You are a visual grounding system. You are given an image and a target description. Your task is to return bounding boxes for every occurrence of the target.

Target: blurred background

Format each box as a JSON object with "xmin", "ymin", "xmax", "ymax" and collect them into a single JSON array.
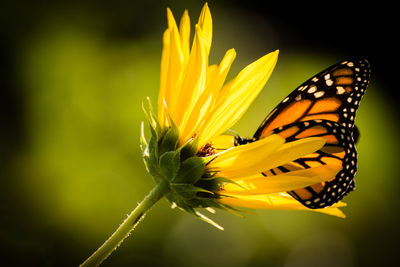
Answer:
[{"xmin": 1, "ymin": 0, "xmax": 398, "ymax": 266}]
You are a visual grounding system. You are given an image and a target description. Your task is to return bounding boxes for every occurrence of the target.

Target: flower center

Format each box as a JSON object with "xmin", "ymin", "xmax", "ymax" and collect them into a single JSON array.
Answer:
[{"xmin": 197, "ymin": 142, "xmax": 216, "ymax": 157}]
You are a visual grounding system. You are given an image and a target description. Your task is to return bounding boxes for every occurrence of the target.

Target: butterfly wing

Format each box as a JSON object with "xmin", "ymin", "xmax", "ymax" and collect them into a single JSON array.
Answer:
[
  {"xmin": 264, "ymin": 120, "xmax": 357, "ymax": 208},
  {"xmin": 251, "ymin": 59, "xmax": 370, "ymax": 208},
  {"xmin": 254, "ymin": 59, "xmax": 371, "ymax": 139}
]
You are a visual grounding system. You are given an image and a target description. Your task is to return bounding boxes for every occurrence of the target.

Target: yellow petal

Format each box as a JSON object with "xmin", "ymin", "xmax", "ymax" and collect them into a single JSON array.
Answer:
[
  {"xmin": 174, "ymin": 25, "xmax": 208, "ymax": 139},
  {"xmin": 221, "ymin": 165, "xmax": 342, "ymax": 194},
  {"xmin": 207, "ymin": 134, "xmax": 285, "ymax": 176},
  {"xmin": 197, "ymin": 3, "xmax": 212, "ymax": 55},
  {"xmin": 164, "ymin": 9, "xmax": 185, "ymax": 123},
  {"xmin": 210, "ymin": 134, "xmax": 236, "ymax": 150},
  {"xmin": 219, "ymin": 193, "xmax": 346, "ymax": 218},
  {"xmin": 179, "ymin": 10, "xmax": 191, "ymax": 61},
  {"xmin": 213, "ymin": 136, "xmax": 326, "ymax": 179},
  {"xmin": 158, "ymin": 29, "xmax": 170, "ymax": 127},
  {"xmin": 220, "ymin": 193, "xmax": 305, "ymax": 210},
  {"xmin": 256, "ymin": 137, "xmax": 327, "ymax": 174},
  {"xmin": 199, "ymin": 50, "xmax": 279, "ymax": 144},
  {"xmin": 316, "ymin": 206, "xmax": 346, "ymax": 218},
  {"xmin": 180, "ymin": 49, "xmax": 237, "ymax": 143},
  {"xmin": 205, "ymin": 64, "xmax": 218, "ymax": 87},
  {"xmin": 209, "ymin": 49, "xmax": 237, "ymax": 92}
]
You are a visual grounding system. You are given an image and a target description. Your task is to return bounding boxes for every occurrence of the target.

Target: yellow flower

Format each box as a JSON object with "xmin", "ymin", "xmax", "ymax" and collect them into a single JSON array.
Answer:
[
  {"xmin": 81, "ymin": 5, "xmax": 354, "ymax": 265},
  {"xmin": 147, "ymin": 3, "xmax": 346, "ymax": 219}
]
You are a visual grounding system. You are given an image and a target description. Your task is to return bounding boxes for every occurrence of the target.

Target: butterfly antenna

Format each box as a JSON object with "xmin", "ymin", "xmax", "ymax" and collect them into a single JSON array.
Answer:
[{"xmin": 226, "ymin": 129, "xmax": 240, "ymax": 136}]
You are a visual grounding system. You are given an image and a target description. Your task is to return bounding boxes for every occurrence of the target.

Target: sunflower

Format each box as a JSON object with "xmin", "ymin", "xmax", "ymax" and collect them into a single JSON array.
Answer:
[{"xmin": 142, "ymin": 3, "xmax": 346, "ymax": 220}]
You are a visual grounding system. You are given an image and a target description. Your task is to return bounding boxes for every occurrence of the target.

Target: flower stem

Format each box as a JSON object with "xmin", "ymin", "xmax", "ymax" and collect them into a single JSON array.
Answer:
[{"xmin": 80, "ymin": 181, "xmax": 170, "ymax": 267}]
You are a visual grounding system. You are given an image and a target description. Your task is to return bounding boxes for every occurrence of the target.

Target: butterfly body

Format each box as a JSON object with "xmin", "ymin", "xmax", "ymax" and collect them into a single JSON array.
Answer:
[{"xmin": 237, "ymin": 59, "xmax": 370, "ymax": 208}]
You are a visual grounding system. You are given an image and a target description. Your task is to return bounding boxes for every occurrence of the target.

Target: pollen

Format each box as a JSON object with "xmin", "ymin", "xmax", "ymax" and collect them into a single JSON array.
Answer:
[{"xmin": 197, "ymin": 142, "xmax": 217, "ymax": 157}]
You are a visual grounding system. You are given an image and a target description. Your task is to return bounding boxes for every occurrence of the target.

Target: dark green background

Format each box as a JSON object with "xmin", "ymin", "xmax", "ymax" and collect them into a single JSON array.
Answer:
[{"xmin": 1, "ymin": 1, "xmax": 398, "ymax": 266}]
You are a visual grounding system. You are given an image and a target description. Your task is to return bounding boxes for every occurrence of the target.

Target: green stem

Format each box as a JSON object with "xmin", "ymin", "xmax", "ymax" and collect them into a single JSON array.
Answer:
[{"xmin": 80, "ymin": 181, "xmax": 170, "ymax": 267}]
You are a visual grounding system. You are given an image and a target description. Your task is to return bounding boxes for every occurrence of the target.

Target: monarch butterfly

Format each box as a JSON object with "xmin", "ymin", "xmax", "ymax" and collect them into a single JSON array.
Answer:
[{"xmin": 235, "ymin": 59, "xmax": 371, "ymax": 208}]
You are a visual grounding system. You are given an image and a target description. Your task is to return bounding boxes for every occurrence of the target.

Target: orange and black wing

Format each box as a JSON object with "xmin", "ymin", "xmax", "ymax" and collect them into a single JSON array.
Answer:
[
  {"xmin": 253, "ymin": 59, "xmax": 370, "ymax": 140},
  {"xmin": 266, "ymin": 120, "xmax": 357, "ymax": 209}
]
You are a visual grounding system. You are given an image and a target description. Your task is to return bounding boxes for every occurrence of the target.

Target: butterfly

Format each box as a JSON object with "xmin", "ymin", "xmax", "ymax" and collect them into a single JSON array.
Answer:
[{"xmin": 234, "ymin": 59, "xmax": 371, "ymax": 209}]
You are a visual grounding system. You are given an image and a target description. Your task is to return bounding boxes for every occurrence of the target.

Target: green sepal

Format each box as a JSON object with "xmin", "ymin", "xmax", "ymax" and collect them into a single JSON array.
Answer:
[
  {"xmin": 208, "ymin": 200, "xmax": 244, "ymax": 217},
  {"xmin": 143, "ymin": 157, "xmax": 163, "ymax": 183},
  {"xmin": 165, "ymin": 193, "xmax": 195, "ymax": 213},
  {"xmin": 201, "ymin": 154, "xmax": 217, "ymax": 165},
  {"xmin": 140, "ymin": 121, "xmax": 148, "ymax": 155},
  {"xmin": 170, "ymin": 183, "xmax": 213, "ymax": 199},
  {"xmin": 159, "ymin": 150, "xmax": 181, "ymax": 181},
  {"xmin": 172, "ymin": 156, "xmax": 206, "ymax": 184},
  {"xmin": 195, "ymin": 176, "xmax": 239, "ymax": 192},
  {"xmin": 167, "ymin": 195, "xmax": 197, "ymax": 216},
  {"xmin": 185, "ymin": 197, "xmax": 219, "ymax": 208},
  {"xmin": 159, "ymin": 120, "xmax": 179, "ymax": 155},
  {"xmin": 142, "ymin": 123, "xmax": 164, "ymax": 182},
  {"xmin": 179, "ymin": 138, "xmax": 199, "ymax": 161},
  {"xmin": 148, "ymin": 122, "xmax": 158, "ymax": 158},
  {"xmin": 142, "ymin": 97, "xmax": 163, "ymax": 139}
]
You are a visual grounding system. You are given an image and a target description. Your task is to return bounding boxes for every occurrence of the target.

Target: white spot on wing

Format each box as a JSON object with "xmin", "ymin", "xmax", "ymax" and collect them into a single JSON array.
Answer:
[
  {"xmin": 326, "ymin": 79, "xmax": 334, "ymax": 86},
  {"xmin": 336, "ymin": 86, "xmax": 345, "ymax": 94},
  {"xmin": 308, "ymin": 86, "xmax": 317, "ymax": 93},
  {"xmin": 314, "ymin": 91, "xmax": 325, "ymax": 98}
]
